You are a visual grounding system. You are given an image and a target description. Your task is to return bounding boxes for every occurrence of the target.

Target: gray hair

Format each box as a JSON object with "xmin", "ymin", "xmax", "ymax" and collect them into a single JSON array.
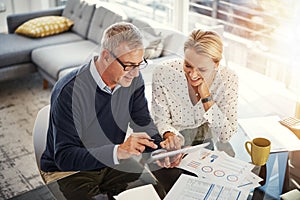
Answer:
[{"xmin": 101, "ymin": 22, "xmax": 143, "ymax": 54}]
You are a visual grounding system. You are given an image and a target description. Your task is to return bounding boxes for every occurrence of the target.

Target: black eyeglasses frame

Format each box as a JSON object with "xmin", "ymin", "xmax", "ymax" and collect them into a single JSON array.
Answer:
[{"xmin": 109, "ymin": 51, "xmax": 148, "ymax": 71}]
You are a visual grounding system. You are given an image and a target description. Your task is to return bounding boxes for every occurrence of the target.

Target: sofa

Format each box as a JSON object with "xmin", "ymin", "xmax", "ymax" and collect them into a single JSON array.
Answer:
[{"xmin": 0, "ymin": 0, "xmax": 187, "ymax": 87}]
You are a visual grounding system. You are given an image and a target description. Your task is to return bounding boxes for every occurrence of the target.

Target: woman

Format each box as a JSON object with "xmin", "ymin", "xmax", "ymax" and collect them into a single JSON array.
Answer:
[{"xmin": 151, "ymin": 29, "xmax": 238, "ymax": 149}]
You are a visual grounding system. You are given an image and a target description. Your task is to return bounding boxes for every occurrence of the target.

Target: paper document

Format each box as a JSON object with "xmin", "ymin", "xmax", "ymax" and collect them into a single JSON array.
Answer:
[
  {"xmin": 238, "ymin": 115, "xmax": 300, "ymax": 152},
  {"xmin": 178, "ymin": 149, "xmax": 261, "ymax": 190},
  {"xmin": 164, "ymin": 174, "xmax": 248, "ymax": 200},
  {"xmin": 113, "ymin": 184, "xmax": 160, "ymax": 200},
  {"xmin": 280, "ymin": 189, "xmax": 300, "ymax": 200}
]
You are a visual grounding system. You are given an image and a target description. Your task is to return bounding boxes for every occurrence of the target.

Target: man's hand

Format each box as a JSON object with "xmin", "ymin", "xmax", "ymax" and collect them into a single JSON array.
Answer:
[{"xmin": 117, "ymin": 132, "xmax": 158, "ymax": 160}]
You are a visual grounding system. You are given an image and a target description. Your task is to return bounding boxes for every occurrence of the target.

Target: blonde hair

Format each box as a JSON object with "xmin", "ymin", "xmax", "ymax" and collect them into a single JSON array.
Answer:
[
  {"xmin": 184, "ymin": 30, "xmax": 223, "ymax": 64},
  {"xmin": 101, "ymin": 22, "xmax": 143, "ymax": 54}
]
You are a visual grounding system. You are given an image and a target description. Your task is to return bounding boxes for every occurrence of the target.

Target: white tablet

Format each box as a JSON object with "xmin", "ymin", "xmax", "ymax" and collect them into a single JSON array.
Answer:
[{"xmin": 147, "ymin": 142, "xmax": 210, "ymax": 163}]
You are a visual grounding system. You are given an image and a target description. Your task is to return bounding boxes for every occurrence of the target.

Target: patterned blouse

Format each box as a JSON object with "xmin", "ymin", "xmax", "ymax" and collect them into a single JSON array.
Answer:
[{"xmin": 151, "ymin": 58, "xmax": 239, "ymax": 143}]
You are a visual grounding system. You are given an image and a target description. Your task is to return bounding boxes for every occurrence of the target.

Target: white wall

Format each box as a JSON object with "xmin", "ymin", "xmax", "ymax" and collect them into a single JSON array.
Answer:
[
  {"xmin": 0, "ymin": 0, "xmax": 54, "ymax": 33},
  {"xmin": 0, "ymin": 0, "xmax": 12, "ymax": 33},
  {"xmin": 30, "ymin": 0, "xmax": 50, "ymax": 11}
]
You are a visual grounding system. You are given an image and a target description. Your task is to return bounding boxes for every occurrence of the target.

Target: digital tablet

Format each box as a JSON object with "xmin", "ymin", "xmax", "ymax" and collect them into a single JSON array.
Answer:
[{"xmin": 147, "ymin": 142, "xmax": 210, "ymax": 163}]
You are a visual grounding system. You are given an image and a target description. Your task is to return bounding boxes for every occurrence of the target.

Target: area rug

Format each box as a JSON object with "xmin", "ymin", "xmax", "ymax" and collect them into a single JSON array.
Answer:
[{"xmin": 0, "ymin": 73, "xmax": 51, "ymax": 199}]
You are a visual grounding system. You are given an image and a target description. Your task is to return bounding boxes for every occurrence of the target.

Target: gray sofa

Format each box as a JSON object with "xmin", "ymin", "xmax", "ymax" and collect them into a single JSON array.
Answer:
[
  {"xmin": 0, "ymin": 6, "xmax": 81, "ymax": 82},
  {"xmin": 0, "ymin": 0, "xmax": 186, "ymax": 86}
]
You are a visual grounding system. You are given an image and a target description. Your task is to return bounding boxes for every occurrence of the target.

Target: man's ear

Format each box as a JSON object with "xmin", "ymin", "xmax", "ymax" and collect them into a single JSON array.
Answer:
[{"xmin": 102, "ymin": 50, "xmax": 110, "ymax": 64}]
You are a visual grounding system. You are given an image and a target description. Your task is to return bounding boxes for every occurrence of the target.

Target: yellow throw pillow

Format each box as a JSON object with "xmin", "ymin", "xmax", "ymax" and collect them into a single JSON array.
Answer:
[{"xmin": 15, "ymin": 16, "xmax": 74, "ymax": 38}]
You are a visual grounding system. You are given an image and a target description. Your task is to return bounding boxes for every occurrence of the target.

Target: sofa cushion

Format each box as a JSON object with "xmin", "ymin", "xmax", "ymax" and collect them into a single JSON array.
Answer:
[
  {"xmin": 32, "ymin": 40, "xmax": 98, "ymax": 80},
  {"xmin": 87, "ymin": 5, "xmax": 124, "ymax": 44},
  {"xmin": 0, "ymin": 32, "xmax": 83, "ymax": 68},
  {"xmin": 131, "ymin": 18, "xmax": 157, "ymax": 36},
  {"xmin": 143, "ymin": 31, "xmax": 163, "ymax": 59},
  {"xmin": 160, "ymin": 29, "xmax": 186, "ymax": 57},
  {"xmin": 129, "ymin": 17, "xmax": 186, "ymax": 58},
  {"xmin": 0, "ymin": 63, "xmax": 37, "ymax": 82},
  {"xmin": 62, "ymin": 0, "xmax": 95, "ymax": 38},
  {"xmin": 58, "ymin": 66, "xmax": 79, "ymax": 80},
  {"xmin": 15, "ymin": 16, "xmax": 74, "ymax": 38},
  {"xmin": 131, "ymin": 18, "xmax": 164, "ymax": 59},
  {"xmin": 7, "ymin": 6, "xmax": 64, "ymax": 33}
]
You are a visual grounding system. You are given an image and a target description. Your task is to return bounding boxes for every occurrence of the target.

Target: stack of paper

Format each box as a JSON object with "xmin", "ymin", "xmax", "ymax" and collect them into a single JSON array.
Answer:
[
  {"xmin": 164, "ymin": 174, "xmax": 249, "ymax": 200},
  {"xmin": 177, "ymin": 149, "xmax": 262, "ymax": 195},
  {"xmin": 113, "ymin": 184, "xmax": 160, "ymax": 200}
]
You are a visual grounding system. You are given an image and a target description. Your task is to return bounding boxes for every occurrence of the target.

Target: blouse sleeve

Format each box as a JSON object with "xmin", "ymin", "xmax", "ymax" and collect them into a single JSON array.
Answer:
[
  {"xmin": 151, "ymin": 66, "xmax": 183, "ymax": 140},
  {"xmin": 203, "ymin": 69, "xmax": 239, "ymax": 143}
]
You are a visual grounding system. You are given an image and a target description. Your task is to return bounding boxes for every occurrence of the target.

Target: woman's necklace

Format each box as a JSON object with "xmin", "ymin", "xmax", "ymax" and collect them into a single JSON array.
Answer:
[
  {"xmin": 192, "ymin": 85, "xmax": 200, "ymax": 99},
  {"xmin": 187, "ymin": 84, "xmax": 200, "ymax": 105}
]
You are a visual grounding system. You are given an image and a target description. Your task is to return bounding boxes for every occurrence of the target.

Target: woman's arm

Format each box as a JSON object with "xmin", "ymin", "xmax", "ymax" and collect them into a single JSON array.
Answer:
[
  {"xmin": 203, "ymin": 69, "xmax": 239, "ymax": 142},
  {"xmin": 152, "ymin": 73, "xmax": 181, "ymax": 137}
]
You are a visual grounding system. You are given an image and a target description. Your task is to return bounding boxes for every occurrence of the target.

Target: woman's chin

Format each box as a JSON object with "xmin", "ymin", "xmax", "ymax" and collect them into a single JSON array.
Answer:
[{"xmin": 189, "ymin": 80, "xmax": 201, "ymax": 87}]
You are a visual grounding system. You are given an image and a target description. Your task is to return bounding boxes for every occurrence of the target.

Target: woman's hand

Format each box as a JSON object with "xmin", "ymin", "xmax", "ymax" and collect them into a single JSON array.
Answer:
[
  {"xmin": 197, "ymin": 69, "xmax": 217, "ymax": 98},
  {"xmin": 154, "ymin": 132, "xmax": 183, "ymax": 168},
  {"xmin": 197, "ymin": 78, "xmax": 210, "ymax": 98},
  {"xmin": 155, "ymin": 153, "xmax": 183, "ymax": 168},
  {"xmin": 160, "ymin": 132, "xmax": 182, "ymax": 150},
  {"xmin": 197, "ymin": 77, "xmax": 214, "ymax": 111}
]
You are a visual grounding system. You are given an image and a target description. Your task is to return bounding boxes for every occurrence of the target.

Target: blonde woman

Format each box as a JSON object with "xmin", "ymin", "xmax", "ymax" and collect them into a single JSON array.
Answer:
[{"xmin": 152, "ymin": 29, "xmax": 239, "ymax": 149}]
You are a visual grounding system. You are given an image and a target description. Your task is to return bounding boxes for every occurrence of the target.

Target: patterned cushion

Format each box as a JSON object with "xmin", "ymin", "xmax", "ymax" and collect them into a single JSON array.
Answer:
[
  {"xmin": 15, "ymin": 16, "xmax": 74, "ymax": 38},
  {"xmin": 131, "ymin": 18, "xmax": 163, "ymax": 59},
  {"xmin": 143, "ymin": 32, "xmax": 163, "ymax": 59}
]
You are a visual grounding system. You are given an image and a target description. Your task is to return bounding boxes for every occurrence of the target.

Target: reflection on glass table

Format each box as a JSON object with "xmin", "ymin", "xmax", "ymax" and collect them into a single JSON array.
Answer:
[{"xmin": 11, "ymin": 125, "xmax": 294, "ymax": 200}]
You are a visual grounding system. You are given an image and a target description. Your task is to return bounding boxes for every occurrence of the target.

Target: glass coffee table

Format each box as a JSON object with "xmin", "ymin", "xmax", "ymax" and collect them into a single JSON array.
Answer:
[{"xmin": 11, "ymin": 126, "xmax": 295, "ymax": 200}]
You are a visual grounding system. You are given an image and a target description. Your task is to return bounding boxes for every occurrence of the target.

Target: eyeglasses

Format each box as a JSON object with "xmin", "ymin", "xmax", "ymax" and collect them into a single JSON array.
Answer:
[{"xmin": 109, "ymin": 51, "xmax": 148, "ymax": 71}]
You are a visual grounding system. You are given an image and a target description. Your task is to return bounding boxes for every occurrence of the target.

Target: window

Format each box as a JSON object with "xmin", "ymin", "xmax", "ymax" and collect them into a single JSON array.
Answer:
[
  {"xmin": 56, "ymin": 0, "xmax": 68, "ymax": 6},
  {"xmin": 110, "ymin": 0, "xmax": 174, "ymax": 26},
  {"xmin": 104, "ymin": 0, "xmax": 299, "ymax": 91},
  {"xmin": 188, "ymin": 0, "xmax": 300, "ymax": 92}
]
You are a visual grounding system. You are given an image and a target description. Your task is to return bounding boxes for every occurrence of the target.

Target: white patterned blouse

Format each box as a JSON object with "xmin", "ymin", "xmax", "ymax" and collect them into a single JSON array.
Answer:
[{"xmin": 151, "ymin": 58, "xmax": 239, "ymax": 143}]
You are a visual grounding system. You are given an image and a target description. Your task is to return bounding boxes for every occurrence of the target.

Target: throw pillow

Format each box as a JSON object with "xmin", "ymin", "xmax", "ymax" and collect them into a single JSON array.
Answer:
[
  {"xmin": 143, "ymin": 31, "xmax": 164, "ymax": 59},
  {"xmin": 15, "ymin": 16, "xmax": 74, "ymax": 38},
  {"xmin": 162, "ymin": 32, "xmax": 186, "ymax": 57},
  {"xmin": 144, "ymin": 38, "xmax": 164, "ymax": 59},
  {"xmin": 131, "ymin": 18, "xmax": 164, "ymax": 59}
]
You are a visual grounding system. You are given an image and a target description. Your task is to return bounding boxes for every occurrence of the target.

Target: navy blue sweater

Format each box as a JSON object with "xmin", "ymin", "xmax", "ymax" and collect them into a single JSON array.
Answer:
[{"xmin": 41, "ymin": 62, "xmax": 162, "ymax": 172}]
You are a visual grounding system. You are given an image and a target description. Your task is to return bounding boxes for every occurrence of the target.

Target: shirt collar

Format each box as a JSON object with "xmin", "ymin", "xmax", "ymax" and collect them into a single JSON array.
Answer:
[{"xmin": 90, "ymin": 57, "xmax": 121, "ymax": 94}]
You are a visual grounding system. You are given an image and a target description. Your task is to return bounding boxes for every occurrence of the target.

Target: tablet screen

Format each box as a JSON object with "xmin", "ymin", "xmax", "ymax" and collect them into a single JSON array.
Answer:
[{"xmin": 147, "ymin": 142, "xmax": 210, "ymax": 163}]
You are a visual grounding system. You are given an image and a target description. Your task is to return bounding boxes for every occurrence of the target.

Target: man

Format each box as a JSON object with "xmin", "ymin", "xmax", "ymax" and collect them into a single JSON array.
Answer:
[{"xmin": 40, "ymin": 22, "xmax": 181, "ymax": 199}]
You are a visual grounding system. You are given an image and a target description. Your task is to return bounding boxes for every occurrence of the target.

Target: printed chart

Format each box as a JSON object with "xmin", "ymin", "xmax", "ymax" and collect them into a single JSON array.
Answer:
[{"xmin": 178, "ymin": 149, "xmax": 262, "ymax": 191}]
